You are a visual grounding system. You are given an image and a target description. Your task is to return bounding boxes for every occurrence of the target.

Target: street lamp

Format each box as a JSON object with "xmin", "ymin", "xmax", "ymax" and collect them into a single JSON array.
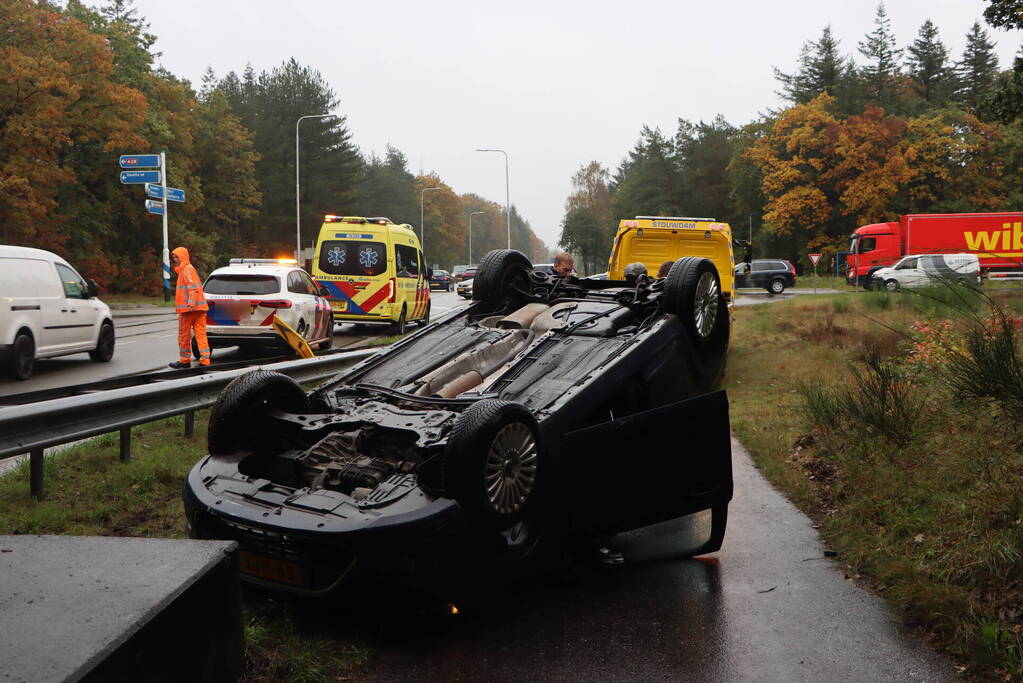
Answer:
[
  {"xmin": 295, "ymin": 113, "xmax": 338, "ymax": 261},
  {"xmin": 476, "ymin": 149, "xmax": 510, "ymax": 249},
  {"xmin": 420, "ymin": 186, "xmax": 442, "ymax": 249},
  {"xmin": 468, "ymin": 211, "xmax": 487, "ymax": 264}
]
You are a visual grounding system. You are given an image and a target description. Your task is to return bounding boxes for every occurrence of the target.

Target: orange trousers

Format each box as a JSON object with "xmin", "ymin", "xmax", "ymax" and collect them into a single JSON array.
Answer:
[{"xmin": 178, "ymin": 311, "xmax": 210, "ymax": 365}]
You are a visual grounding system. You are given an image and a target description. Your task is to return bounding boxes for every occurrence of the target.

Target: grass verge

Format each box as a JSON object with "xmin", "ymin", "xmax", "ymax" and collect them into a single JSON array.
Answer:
[
  {"xmin": 725, "ymin": 288, "xmax": 1023, "ymax": 679},
  {"xmin": 0, "ymin": 413, "xmax": 369, "ymax": 681}
]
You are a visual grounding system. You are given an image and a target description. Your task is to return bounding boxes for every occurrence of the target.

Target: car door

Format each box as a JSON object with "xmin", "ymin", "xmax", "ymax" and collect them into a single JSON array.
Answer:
[
  {"xmin": 51, "ymin": 263, "xmax": 97, "ymax": 352},
  {"xmin": 299, "ymin": 270, "xmax": 330, "ymax": 342},
  {"xmin": 563, "ymin": 390, "xmax": 732, "ymax": 539},
  {"xmin": 894, "ymin": 256, "xmax": 921, "ymax": 287},
  {"xmin": 733, "ymin": 263, "xmax": 750, "ymax": 288},
  {"xmin": 286, "ymin": 271, "xmax": 316, "ymax": 340}
]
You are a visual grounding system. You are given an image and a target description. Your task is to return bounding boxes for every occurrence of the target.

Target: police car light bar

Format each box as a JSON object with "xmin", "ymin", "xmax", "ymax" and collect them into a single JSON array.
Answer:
[{"xmin": 229, "ymin": 258, "xmax": 294, "ymax": 265}]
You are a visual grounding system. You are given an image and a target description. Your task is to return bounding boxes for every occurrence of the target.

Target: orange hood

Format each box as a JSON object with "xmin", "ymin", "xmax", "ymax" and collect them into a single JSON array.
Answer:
[{"xmin": 171, "ymin": 246, "xmax": 190, "ymax": 273}]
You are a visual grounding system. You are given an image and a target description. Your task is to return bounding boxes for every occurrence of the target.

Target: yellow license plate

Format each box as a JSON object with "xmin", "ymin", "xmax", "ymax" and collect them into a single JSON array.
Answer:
[
  {"xmin": 331, "ymin": 301, "xmax": 346, "ymax": 311},
  {"xmin": 238, "ymin": 552, "xmax": 304, "ymax": 586}
]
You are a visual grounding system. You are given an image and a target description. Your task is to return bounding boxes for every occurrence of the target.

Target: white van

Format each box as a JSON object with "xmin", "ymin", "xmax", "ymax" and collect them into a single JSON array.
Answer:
[
  {"xmin": 0, "ymin": 246, "xmax": 115, "ymax": 380},
  {"xmin": 871, "ymin": 253, "xmax": 981, "ymax": 291}
]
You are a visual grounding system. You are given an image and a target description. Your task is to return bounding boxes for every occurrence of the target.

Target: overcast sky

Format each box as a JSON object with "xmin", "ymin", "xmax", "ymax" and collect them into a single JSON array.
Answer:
[{"xmin": 132, "ymin": 0, "xmax": 1021, "ymax": 249}]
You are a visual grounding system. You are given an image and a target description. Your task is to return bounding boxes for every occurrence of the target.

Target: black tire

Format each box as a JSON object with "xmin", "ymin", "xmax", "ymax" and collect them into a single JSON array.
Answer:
[
  {"xmin": 444, "ymin": 400, "xmax": 544, "ymax": 531},
  {"xmin": 89, "ymin": 322, "xmax": 115, "ymax": 362},
  {"xmin": 9, "ymin": 332, "xmax": 34, "ymax": 381},
  {"xmin": 663, "ymin": 257, "xmax": 726, "ymax": 348},
  {"xmin": 768, "ymin": 278, "xmax": 786, "ymax": 294},
  {"xmin": 884, "ymin": 279, "xmax": 900, "ymax": 292},
  {"xmin": 207, "ymin": 370, "xmax": 309, "ymax": 456},
  {"xmin": 473, "ymin": 249, "xmax": 532, "ymax": 308},
  {"xmin": 420, "ymin": 302, "xmax": 431, "ymax": 327},
  {"xmin": 391, "ymin": 307, "xmax": 407, "ymax": 335},
  {"xmin": 318, "ymin": 326, "xmax": 334, "ymax": 351}
]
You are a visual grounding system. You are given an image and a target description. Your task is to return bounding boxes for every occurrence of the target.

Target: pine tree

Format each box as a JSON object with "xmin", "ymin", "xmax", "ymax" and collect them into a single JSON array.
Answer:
[
  {"xmin": 906, "ymin": 19, "xmax": 954, "ymax": 104},
  {"xmin": 956, "ymin": 21, "xmax": 1000, "ymax": 110},
  {"xmin": 858, "ymin": 3, "xmax": 903, "ymax": 107},
  {"xmin": 774, "ymin": 26, "xmax": 846, "ymax": 104}
]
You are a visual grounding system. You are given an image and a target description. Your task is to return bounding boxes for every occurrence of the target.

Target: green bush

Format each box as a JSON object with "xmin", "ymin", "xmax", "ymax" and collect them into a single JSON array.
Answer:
[{"xmin": 861, "ymin": 289, "xmax": 894, "ymax": 311}]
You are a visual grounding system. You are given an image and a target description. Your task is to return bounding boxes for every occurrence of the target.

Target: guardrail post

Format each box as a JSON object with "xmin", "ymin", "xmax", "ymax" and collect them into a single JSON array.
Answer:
[
  {"xmin": 119, "ymin": 426, "xmax": 131, "ymax": 462},
  {"xmin": 184, "ymin": 411, "xmax": 195, "ymax": 438},
  {"xmin": 30, "ymin": 449, "xmax": 44, "ymax": 498}
]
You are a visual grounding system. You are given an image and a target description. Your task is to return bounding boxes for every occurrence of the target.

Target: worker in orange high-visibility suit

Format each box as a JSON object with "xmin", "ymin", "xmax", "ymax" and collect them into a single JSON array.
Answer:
[{"xmin": 169, "ymin": 247, "xmax": 210, "ymax": 369}]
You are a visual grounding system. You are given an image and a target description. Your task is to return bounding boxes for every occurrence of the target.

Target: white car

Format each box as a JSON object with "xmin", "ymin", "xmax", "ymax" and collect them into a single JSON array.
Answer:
[
  {"xmin": 871, "ymin": 253, "xmax": 981, "ymax": 291},
  {"xmin": 456, "ymin": 278, "xmax": 474, "ymax": 299},
  {"xmin": 0, "ymin": 245, "xmax": 115, "ymax": 380},
  {"xmin": 203, "ymin": 259, "xmax": 334, "ymax": 354}
]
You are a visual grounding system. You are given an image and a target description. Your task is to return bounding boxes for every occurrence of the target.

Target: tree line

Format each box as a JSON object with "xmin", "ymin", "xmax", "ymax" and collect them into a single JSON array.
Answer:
[
  {"xmin": 0, "ymin": 0, "xmax": 546, "ymax": 294},
  {"xmin": 561, "ymin": 2, "xmax": 1023, "ymax": 273}
]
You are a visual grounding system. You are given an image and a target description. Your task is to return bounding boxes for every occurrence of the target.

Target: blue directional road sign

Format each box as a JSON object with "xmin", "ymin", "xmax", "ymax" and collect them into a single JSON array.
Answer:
[
  {"xmin": 119, "ymin": 154, "xmax": 161, "ymax": 169},
  {"xmin": 120, "ymin": 170, "xmax": 161, "ymax": 184},
  {"xmin": 145, "ymin": 199, "xmax": 165, "ymax": 215},
  {"xmin": 144, "ymin": 183, "xmax": 186, "ymax": 203}
]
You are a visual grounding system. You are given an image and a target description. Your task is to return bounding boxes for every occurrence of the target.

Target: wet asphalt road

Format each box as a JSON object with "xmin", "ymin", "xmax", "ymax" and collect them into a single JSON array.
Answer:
[
  {"xmin": 0, "ymin": 292, "xmax": 471, "ymax": 396},
  {"xmin": 363, "ymin": 436, "xmax": 955, "ymax": 682}
]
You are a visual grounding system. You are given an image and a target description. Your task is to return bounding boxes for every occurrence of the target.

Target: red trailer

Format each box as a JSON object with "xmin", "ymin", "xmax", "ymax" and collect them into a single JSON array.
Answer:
[{"xmin": 847, "ymin": 212, "xmax": 1023, "ymax": 287}]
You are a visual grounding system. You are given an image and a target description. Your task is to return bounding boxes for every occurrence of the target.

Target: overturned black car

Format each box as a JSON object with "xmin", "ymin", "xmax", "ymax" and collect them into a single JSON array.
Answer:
[{"xmin": 184, "ymin": 250, "xmax": 733, "ymax": 594}]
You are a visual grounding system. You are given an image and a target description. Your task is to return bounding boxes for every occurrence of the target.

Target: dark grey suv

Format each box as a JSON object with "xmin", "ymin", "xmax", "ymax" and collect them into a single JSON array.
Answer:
[{"xmin": 734, "ymin": 259, "xmax": 797, "ymax": 294}]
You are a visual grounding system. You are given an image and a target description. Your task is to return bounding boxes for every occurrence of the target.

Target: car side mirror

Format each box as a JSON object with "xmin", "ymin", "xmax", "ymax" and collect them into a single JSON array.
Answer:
[
  {"xmin": 86, "ymin": 279, "xmax": 99, "ymax": 298},
  {"xmin": 319, "ymin": 285, "xmax": 331, "ymax": 297}
]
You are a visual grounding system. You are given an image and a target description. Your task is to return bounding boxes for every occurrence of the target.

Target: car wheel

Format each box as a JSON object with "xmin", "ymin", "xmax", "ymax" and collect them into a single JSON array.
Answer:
[
  {"xmin": 391, "ymin": 307, "xmax": 407, "ymax": 335},
  {"xmin": 318, "ymin": 328, "xmax": 334, "ymax": 351},
  {"xmin": 884, "ymin": 279, "xmax": 900, "ymax": 292},
  {"xmin": 768, "ymin": 278, "xmax": 786, "ymax": 294},
  {"xmin": 473, "ymin": 249, "xmax": 532, "ymax": 309},
  {"xmin": 444, "ymin": 399, "xmax": 544, "ymax": 531},
  {"xmin": 9, "ymin": 332, "xmax": 35, "ymax": 381},
  {"xmin": 208, "ymin": 370, "xmax": 310, "ymax": 456},
  {"xmin": 89, "ymin": 322, "xmax": 115, "ymax": 362},
  {"xmin": 663, "ymin": 257, "xmax": 726, "ymax": 347},
  {"xmin": 420, "ymin": 302, "xmax": 431, "ymax": 327}
]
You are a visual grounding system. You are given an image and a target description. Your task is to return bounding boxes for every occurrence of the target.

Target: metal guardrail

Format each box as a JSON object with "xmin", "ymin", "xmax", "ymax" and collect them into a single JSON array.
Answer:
[{"xmin": 0, "ymin": 348, "xmax": 378, "ymax": 497}]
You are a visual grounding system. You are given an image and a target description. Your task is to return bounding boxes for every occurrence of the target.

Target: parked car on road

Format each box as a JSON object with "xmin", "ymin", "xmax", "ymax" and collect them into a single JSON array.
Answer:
[
  {"xmin": 456, "ymin": 278, "xmax": 474, "ymax": 299},
  {"xmin": 203, "ymin": 259, "xmax": 334, "ymax": 355},
  {"xmin": 734, "ymin": 259, "xmax": 797, "ymax": 294},
  {"xmin": 312, "ymin": 216, "xmax": 431, "ymax": 334},
  {"xmin": 429, "ymin": 269, "xmax": 454, "ymax": 291},
  {"xmin": 0, "ymin": 245, "xmax": 114, "ymax": 380},
  {"xmin": 870, "ymin": 253, "xmax": 981, "ymax": 292},
  {"xmin": 453, "ymin": 265, "xmax": 477, "ymax": 283},
  {"xmin": 184, "ymin": 249, "xmax": 733, "ymax": 595}
]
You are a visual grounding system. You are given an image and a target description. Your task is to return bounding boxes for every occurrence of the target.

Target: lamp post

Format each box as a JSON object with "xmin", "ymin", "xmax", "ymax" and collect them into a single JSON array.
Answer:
[
  {"xmin": 295, "ymin": 113, "xmax": 337, "ymax": 261},
  {"xmin": 468, "ymin": 211, "xmax": 487, "ymax": 264},
  {"xmin": 420, "ymin": 186, "xmax": 442, "ymax": 249},
  {"xmin": 476, "ymin": 149, "xmax": 510, "ymax": 249}
]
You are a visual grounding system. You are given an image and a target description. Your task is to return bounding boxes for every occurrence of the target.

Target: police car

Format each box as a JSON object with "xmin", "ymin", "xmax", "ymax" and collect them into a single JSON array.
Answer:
[{"xmin": 202, "ymin": 259, "xmax": 334, "ymax": 354}]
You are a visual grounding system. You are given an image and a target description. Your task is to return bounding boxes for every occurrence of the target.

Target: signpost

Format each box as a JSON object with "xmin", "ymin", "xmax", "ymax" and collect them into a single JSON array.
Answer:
[
  {"xmin": 119, "ymin": 170, "xmax": 161, "ymax": 184},
  {"xmin": 117, "ymin": 151, "xmax": 184, "ymax": 301},
  {"xmin": 120, "ymin": 154, "xmax": 161, "ymax": 168},
  {"xmin": 809, "ymin": 253, "xmax": 822, "ymax": 294},
  {"xmin": 145, "ymin": 183, "xmax": 185, "ymax": 203}
]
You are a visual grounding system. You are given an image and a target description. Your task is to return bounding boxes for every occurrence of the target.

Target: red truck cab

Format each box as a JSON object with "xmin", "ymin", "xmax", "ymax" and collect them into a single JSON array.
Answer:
[{"xmin": 848, "ymin": 213, "xmax": 1023, "ymax": 287}]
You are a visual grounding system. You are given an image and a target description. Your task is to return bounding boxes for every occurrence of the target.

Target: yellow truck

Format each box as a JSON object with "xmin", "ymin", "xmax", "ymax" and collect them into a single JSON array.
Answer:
[{"xmin": 607, "ymin": 216, "xmax": 736, "ymax": 301}]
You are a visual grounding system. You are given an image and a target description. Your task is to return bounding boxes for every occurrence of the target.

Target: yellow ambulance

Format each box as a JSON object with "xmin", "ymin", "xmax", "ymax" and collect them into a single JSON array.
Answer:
[
  {"xmin": 607, "ymin": 216, "xmax": 736, "ymax": 301},
  {"xmin": 312, "ymin": 216, "xmax": 430, "ymax": 333}
]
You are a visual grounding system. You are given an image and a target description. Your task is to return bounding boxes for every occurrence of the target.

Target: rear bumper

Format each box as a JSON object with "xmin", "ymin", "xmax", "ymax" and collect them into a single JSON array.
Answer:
[{"xmin": 207, "ymin": 331, "xmax": 286, "ymax": 349}]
